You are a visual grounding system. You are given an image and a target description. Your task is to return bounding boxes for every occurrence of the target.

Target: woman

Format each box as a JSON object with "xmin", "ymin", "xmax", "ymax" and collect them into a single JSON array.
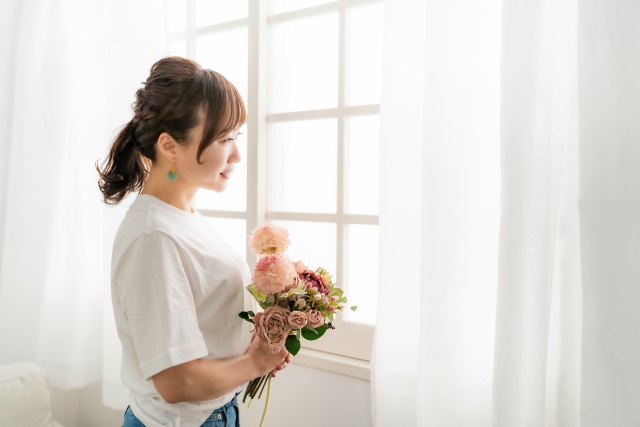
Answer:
[{"xmin": 96, "ymin": 56, "xmax": 290, "ymax": 427}]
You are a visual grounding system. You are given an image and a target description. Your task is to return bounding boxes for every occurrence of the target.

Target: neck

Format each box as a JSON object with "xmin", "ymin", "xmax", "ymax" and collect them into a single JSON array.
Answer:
[{"xmin": 140, "ymin": 167, "xmax": 197, "ymax": 214}]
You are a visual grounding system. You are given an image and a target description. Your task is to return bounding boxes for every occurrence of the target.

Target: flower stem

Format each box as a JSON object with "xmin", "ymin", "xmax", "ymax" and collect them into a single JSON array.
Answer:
[{"xmin": 259, "ymin": 376, "xmax": 272, "ymax": 427}]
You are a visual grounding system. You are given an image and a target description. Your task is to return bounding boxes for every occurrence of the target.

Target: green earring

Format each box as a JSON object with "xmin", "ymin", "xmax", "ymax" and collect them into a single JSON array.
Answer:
[{"xmin": 168, "ymin": 162, "xmax": 177, "ymax": 181}]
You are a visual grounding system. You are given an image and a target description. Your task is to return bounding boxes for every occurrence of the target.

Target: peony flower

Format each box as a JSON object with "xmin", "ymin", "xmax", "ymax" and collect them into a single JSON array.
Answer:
[
  {"xmin": 287, "ymin": 311, "xmax": 308, "ymax": 330},
  {"xmin": 249, "ymin": 224, "xmax": 291, "ymax": 256},
  {"xmin": 293, "ymin": 260, "xmax": 309, "ymax": 275},
  {"xmin": 300, "ymin": 270, "xmax": 329, "ymax": 294},
  {"xmin": 254, "ymin": 306, "xmax": 291, "ymax": 353},
  {"xmin": 252, "ymin": 254, "xmax": 297, "ymax": 294},
  {"xmin": 306, "ymin": 309, "xmax": 324, "ymax": 329}
]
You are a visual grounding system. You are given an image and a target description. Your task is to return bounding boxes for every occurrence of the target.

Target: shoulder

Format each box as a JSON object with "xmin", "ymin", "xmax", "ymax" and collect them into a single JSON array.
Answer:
[{"xmin": 111, "ymin": 201, "xmax": 188, "ymax": 274}]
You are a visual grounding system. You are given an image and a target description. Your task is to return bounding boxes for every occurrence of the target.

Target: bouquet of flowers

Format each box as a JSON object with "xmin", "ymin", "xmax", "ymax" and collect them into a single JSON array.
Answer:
[{"xmin": 238, "ymin": 224, "xmax": 356, "ymax": 423}]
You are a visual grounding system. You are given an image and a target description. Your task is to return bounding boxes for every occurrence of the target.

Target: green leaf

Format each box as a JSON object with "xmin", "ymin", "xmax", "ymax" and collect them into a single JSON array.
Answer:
[
  {"xmin": 350, "ymin": 305, "xmax": 358, "ymax": 311},
  {"xmin": 238, "ymin": 312, "xmax": 254, "ymax": 324},
  {"xmin": 301, "ymin": 325, "xmax": 327, "ymax": 341},
  {"xmin": 247, "ymin": 311, "xmax": 255, "ymax": 317},
  {"xmin": 285, "ymin": 335, "xmax": 301, "ymax": 356}
]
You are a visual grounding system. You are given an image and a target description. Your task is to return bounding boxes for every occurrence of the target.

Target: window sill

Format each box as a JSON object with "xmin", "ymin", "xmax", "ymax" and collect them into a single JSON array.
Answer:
[{"xmin": 290, "ymin": 347, "xmax": 371, "ymax": 381}]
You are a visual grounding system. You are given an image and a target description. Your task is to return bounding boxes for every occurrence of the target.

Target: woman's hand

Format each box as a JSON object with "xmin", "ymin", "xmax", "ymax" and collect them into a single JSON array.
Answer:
[
  {"xmin": 268, "ymin": 350, "xmax": 291, "ymax": 378},
  {"xmin": 245, "ymin": 331, "xmax": 290, "ymax": 378}
]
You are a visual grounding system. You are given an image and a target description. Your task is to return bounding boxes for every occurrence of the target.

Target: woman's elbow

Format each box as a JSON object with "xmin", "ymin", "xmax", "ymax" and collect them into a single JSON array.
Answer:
[{"xmin": 152, "ymin": 365, "xmax": 189, "ymax": 404}]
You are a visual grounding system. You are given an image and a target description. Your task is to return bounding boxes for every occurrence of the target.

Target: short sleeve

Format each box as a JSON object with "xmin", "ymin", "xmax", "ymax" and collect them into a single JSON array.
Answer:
[{"xmin": 115, "ymin": 230, "xmax": 208, "ymax": 381}]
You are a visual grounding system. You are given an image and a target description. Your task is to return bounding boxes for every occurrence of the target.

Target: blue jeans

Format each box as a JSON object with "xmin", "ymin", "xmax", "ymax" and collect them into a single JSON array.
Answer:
[{"xmin": 122, "ymin": 392, "xmax": 240, "ymax": 427}]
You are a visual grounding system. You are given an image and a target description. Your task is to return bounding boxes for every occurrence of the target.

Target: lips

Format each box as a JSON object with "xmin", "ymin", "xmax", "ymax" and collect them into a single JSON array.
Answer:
[{"xmin": 220, "ymin": 172, "xmax": 231, "ymax": 178}]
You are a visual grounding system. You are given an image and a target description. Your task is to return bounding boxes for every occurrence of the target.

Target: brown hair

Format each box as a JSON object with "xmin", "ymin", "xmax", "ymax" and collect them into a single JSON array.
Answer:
[{"xmin": 95, "ymin": 56, "xmax": 246, "ymax": 205}]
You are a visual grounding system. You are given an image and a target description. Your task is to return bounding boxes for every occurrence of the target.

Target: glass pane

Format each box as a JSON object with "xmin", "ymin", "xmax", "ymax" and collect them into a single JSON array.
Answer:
[
  {"xmin": 345, "ymin": 115, "xmax": 380, "ymax": 215},
  {"xmin": 195, "ymin": 27, "xmax": 248, "ymax": 110},
  {"xmin": 196, "ymin": 0, "xmax": 248, "ymax": 27},
  {"xmin": 170, "ymin": 39, "xmax": 187, "ymax": 57},
  {"xmin": 204, "ymin": 217, "xmax": 247, "ymax": 259},
  {"xmin": 167, "ymin": 0, "xmax": 186, "ymax": 33},
  {"xmin": 346, "ymin": 3, "xmax": 384, "ymax": 106},
  {"xmin": 271, "ymin": 220, "xmax": 336, "ymax": 278},
  {"xmin": 343, "ymin": 224, "xmax": 378, "ymax": 325},
  {"xmin": 194, "ymin": 124, "xmax": 247, "ymax": 211},
  {"xmin": 269, "ymin": 13, "xmax": 338, "ymax": 113},
  {"xmin": 269, "ymin": 119, "xmax": 337, "ymax": 213},
  {"xmin": 269, "ymin": 0, "xmax": 335, "ymax": 15}
]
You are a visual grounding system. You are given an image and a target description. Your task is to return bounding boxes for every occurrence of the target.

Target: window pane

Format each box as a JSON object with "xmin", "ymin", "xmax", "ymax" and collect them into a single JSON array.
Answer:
[
  {"xmin": 346, "ymin": 3, "xmax": 384, "ymax": 106},
  {"xmin": 343, "ymin": 224, "xmax": 378, "ymax": 325},
  {"xmin": 271, "ymin": 220, "xmax": 336, "ymax": 279},
  {"xmin": 345, "ymin": 115, "xmax": 379, "ymax": 215},
  {"xmin": 269, "ymin": 0, "xmax": 335, "ymax": 15},
  {"xmin": 204, "ymin": 217, "xmax": 247, "ymax": 259},
  {"xmin": 269, "ymin": 13, "xmax": 338, "ymax": 113},
  {"xmin": 195, "ymin": 27, "xmax": 248, "ymax": 109},
  {"xmin": 269, "ymin": 119, "xmax": 337, "ymax": 213},
  {"xmin": 167, "ymin": 0, "xmax": 186, "ymax": 33},
  {"xmin": 170, "ymin": 39, "xmax": 187, "ymax": 57},
  {"xmin": 195, "ymin": 0, "xmax": 248, "ymax": 27},
  {"xmin": 193, "ymin": 124, "xmax": 247, "ymax": 211}
]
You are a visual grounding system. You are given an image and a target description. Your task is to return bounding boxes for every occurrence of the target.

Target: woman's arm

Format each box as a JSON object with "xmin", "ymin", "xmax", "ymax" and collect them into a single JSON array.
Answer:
[
  {"xmin": 152, "ymin": 354, "xmax": 258, "ymax": 404},
  {"xmin": 152, "ymin": 336, "xmax": 289, "ymax": 404}
]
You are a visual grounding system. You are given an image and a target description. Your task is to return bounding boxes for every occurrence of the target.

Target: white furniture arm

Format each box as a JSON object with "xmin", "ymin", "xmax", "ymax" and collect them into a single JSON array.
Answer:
[{"xmin": 0, "ymin": 361, "xmax": 67, "ymax": 427}]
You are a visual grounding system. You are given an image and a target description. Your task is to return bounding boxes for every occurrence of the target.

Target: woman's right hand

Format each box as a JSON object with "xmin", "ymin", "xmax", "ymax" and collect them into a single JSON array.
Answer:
[{"xmin": 244, "ymin": 332, "xmax": 289, "ymax": 378}]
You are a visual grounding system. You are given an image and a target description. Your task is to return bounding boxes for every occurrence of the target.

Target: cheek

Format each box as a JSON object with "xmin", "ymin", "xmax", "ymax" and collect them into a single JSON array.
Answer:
[{"xmin": 202, "ymin": 146, "xmax": 229, "ymax": 170}]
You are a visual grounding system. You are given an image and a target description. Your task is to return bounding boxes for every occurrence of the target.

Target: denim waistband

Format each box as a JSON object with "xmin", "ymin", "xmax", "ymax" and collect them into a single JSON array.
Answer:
[{"xmin": 210, "ymin": 391, "xmax": 240, "ymax": 413}]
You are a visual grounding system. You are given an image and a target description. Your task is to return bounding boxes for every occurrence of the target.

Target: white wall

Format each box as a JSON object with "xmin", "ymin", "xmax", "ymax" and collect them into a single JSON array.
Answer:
[{"xmin": 50, "ymin": 364, "xmax": 372, "ymax": 427}]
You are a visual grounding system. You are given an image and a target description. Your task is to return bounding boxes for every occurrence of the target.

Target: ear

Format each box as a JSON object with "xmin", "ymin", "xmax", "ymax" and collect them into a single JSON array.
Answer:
[{"xmin": 156, "ymin": 132, "xmax": 177, "ymax": 162}]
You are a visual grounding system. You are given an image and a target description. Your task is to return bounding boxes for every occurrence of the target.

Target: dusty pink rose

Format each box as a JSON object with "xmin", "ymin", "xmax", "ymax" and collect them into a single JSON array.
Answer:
[
  {"xmin": 287, "ymin": 311, "xmax": 308, "ymax": 330},
  {"xmin": 249, "ymin": 224, "xmax": 291, "ymax": 256},
  {"xmin": 252, "ymin": 254, "xmax": 297, "ymax": 294},
  {"xmin": 306, "ymin": 309, "xmax": 324, "ymax": 329},
  {"xmin": 293, "ymin": 260, "xmax": 309, "ymax": 275},
  {"xmin": 254, "ymin": 306, "xmax": 291, "ymax": 353}
]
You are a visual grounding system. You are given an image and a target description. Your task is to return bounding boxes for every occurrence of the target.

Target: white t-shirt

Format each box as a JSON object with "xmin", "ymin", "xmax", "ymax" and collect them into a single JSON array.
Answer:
[{"xmin": 111, "ymin": 193, "xmax": 254, "ymax": 427}]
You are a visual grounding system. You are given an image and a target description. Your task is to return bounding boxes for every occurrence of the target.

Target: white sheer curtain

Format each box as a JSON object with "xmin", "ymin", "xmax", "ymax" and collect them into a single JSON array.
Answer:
[
  {"xmin": 372, "ymin": 0, "xmax": 640, "ymax": 426},
  {"xmin": 0, "ymin": 0, "xmax": 168, "ymax": 409}
]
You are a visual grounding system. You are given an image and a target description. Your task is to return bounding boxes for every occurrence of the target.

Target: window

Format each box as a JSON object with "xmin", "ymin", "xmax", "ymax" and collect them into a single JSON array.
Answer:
[{"xmin": 169, "ymin": 0, "xmax": 383, "ymax": 378}]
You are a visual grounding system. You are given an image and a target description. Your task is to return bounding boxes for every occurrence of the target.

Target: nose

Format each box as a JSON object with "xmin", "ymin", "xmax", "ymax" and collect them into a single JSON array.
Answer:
[{"xmin": 230, "ymin": 139, "xmax": 241, "ymax": 164}]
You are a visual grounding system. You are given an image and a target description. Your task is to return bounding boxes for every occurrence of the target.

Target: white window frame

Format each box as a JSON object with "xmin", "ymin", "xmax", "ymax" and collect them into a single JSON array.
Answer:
[{"xmin": 171, "ymin": 0, "xmax": 382, "ymax": 381}]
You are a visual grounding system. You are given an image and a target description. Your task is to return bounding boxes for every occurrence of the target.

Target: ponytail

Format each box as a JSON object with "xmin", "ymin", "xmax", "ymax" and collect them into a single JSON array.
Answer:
[{"xmin": 95, "ymin": 119, "xmax": 149, "ymax": 205}]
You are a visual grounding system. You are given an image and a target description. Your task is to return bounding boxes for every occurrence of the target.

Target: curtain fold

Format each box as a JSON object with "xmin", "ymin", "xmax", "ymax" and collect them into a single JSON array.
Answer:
[
  {"xmin": 373, "ymin": 0, "xmax": 640, "ymax": 426},
  {"xmin": 0, "ymin": 0, "xmax": 169, "ymax": 409}
]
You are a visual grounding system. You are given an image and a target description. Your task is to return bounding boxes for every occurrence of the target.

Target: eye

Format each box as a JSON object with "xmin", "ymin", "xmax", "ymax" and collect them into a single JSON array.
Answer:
[{"xmin": 222, "ymin": 132, "xmax": 242, "ymax": 143}]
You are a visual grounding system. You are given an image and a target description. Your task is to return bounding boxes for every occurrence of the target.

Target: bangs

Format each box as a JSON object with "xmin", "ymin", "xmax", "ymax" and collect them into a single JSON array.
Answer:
[{"xmin": 196, "ymin": 69, "xmax": 246, "ymax": 160}]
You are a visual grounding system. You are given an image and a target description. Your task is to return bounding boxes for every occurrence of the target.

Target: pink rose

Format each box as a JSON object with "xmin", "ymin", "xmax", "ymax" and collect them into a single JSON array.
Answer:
[
  {"xmin": 306, "ymin": 309, "xmax": 324, "ymax": 329},
  {"xmin": 288, "ymin": 311, "xmax": 308, "ymax": 330},
  {"xmin": 254, "ymin": 306, "xmax": 291, "ymax": 353}
]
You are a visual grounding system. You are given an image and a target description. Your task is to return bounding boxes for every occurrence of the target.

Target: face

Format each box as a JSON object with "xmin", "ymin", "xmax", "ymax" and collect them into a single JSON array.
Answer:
[{"xmin": 176, "ymin": 111, "xmax": 243, "ymax": 193}]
